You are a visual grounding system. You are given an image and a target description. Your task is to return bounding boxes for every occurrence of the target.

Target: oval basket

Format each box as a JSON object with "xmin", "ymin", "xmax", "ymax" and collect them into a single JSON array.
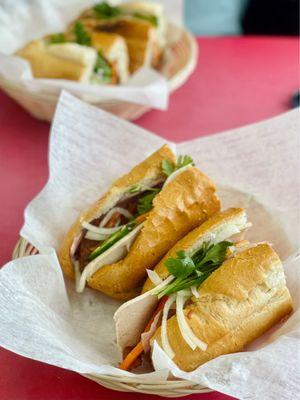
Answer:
[
  {"xmin": 13, "ymin": 237, "xmax": 212, "ymax": 397},
  {"xmin": 1, "ymin": 24, "xmax": 198, "ymax": 122}
]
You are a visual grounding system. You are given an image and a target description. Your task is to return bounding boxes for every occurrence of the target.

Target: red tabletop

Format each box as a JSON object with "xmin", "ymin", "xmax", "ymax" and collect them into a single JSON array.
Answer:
[{"xmin": 0, "ymin": 36, "xmax": 298, "ymax": 400}]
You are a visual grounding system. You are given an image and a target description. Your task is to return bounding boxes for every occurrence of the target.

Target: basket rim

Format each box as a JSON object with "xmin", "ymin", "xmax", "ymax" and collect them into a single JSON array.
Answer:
[
  {"xmin": 0, "ymin": 23, "xmax": 197, "ymax": 106},
  {"xmin": 12, "ymin": 237, "xmax": 213, "ymax": 396}
]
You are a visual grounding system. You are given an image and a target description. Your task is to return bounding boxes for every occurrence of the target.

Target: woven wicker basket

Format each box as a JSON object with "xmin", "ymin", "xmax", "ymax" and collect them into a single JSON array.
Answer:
[
  {"xmin": 1, "ymin": 24, "xmax": 197, "ymax": 122},
  {"xmin": 13, "ymin": 237, "xmax": 213, "ymax": 396}
]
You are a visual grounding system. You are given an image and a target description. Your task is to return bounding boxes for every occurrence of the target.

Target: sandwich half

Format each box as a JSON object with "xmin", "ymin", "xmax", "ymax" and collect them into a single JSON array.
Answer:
[
  {"xmin": 16, "ymin": 22, "xmax": 129, "ymax": 84},
  {"xmin": 16, "ymin": 40, "xmax": 98, "ymax": 83},
  {"xmin": 73, "ymin": 1, "xmax": 165, "ymax": 72},
  {"xmin": 115, "ymin": 208, "xmax": 293, "ymax": 371},
  {"xmin": 58, "ymin": 145, "xmax": 220, "ymax": 300}
]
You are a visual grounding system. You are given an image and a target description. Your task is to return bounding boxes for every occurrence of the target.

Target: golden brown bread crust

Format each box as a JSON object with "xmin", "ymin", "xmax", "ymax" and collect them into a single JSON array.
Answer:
[
  {"xmin": 16, "ymin": 40, "xmax": 93, "ymax": 81},
  {"xmin": 58, "ymin": 144, "xmax": 175, "ymax": 281},
  {"xmin": 152, "ymin": 243, "xmax": 293, "ymax": 371},
  {"xmin": 87, "ymin": 166, "xmax": 220, "ymax": 299},
  {"xmin": 17, "ymin": 32, "xmax": 125, "ymax": 83},
  {"xmin": 142, "ymin": 207, "xmax": 245, "ymax": 293},
  {"xmin": 90, "ymin": 31, "xmax": 125, "ymax": 53}
]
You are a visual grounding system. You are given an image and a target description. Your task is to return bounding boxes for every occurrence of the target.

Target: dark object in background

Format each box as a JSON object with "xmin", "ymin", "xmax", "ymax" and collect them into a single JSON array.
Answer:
[
  {"xmin": 242, "ymin": 0, "xmax": 299, "ymax": 35},
  {"xmin": 291, "ymin": 91, "xmax": 300, "ymax": 108}
]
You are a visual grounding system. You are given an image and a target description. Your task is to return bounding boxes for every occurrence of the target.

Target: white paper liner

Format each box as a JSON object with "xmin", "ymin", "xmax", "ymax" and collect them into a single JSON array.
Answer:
[
  {"xmin": 0, "ymin": 91, "xmax": 299, "ymax": 399},
  {"xmin": 0, "ymin": 0, "xmax": 183, "ymax": 110}
]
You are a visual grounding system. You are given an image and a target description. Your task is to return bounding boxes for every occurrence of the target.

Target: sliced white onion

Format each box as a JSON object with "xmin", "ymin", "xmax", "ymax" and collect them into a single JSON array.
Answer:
[
  {"xmin": 161, "ymin": 294, "xmax": 176, "ymax": 359},
  {"xmin": 73, "ymin": 260, "xmax": 81, "ymax": 288},
  {"xmin": 178, "ymin": 289, "xmax": 192, "ymax": 297},
  {"xmin": 76, "ymin": 223, "xmax": 144, "ymax": 293},
  {"xmin": 82, "ymin": 221, "xmax": 123, "ymax": 235},
  {"xmin": 146, "ymin": 269, "xmax": 163, "ymax": 286},
  {"xmin": 163, "ymin": 164, "xmax": 193, "ymax": 188},
  {"xmin": 191, "ymin": 285, "xmax": 200, "ymax": 298},
  {"xmin": 99, "ymin": 207, "xmax": 133, "ymax": 227},
  {"xmin": 70, "ymin": 232, "xmax": 84, "ymax": 258},
  {"xmin": 176, "ymin": 291, "xmax": 207, "ymax": 351},
  {"xmin": 84, "ymin": 231, "xmax": 108, "ymax": 241}
]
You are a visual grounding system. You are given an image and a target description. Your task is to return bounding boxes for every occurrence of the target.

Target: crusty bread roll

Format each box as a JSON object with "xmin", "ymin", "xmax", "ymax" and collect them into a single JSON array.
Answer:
[
  {"xmin": 16, "ymin": 32, "xmax": 129, "ymax": 84},
  {"xmin": 114, "ymin": 208, "xmax": 250, "ymax": 352},
  {"xmin": 142, "ymin": 208, "xmax": 249, "ymax": 293},
  {"xmin": 91, "ymin": 32, "xmax": 129, "ymax": 83},
  {"xmin": 152, "ymin": 243, "xmax": 293, "ymax": 371},
  {"xmin": 58, "ymin": 144, "xmax": 220, "ymax": 300},
  {"xmin": 59, "ymin": 144, "xmax": 175, "ymax": 279},
  {"xmin": 87, "ymin": 166, "xmax": 220, "ymax": 299},
  {"xmin": 16, "ymin": 40, "xmax": 97, "ymax": 82}
]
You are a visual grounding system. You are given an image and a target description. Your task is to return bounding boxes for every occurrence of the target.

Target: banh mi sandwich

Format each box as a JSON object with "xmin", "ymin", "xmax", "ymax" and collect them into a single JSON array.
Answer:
[
  {"xmin": 73, "ymin": 1, "xmax": 165, "ymax": 72},
  {"xmin": 16, "ymin": 22, "xmax": 129, "ymax": 84},
  {"xmin": 58, "ymin": 145, "xmax": 220, "ymax": 300},
  {"xmin": 115, "ymin": 208, "xmax": 293, "ymax": 372}
]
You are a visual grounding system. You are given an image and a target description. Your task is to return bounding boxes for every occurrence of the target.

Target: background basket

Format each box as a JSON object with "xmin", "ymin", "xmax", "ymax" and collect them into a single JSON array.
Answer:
[
  {"xmin": 1, "ymin": 25, "xmax": 198, "ymax": 122},
  {"xmin": 13, "ymin": 237, "xmax": 213, "ymax": 397}
]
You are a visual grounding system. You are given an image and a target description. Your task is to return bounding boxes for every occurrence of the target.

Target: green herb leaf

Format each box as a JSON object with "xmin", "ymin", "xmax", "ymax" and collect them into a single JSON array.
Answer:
[
  {"xmin": 162, "ymin": 154, "xmax": 194, "ymax": 177},
  {"xmin": 196, "ymin": 241, "xmax": 232, "ymax": 268},
  {"xmin": 176, "ymin": 155, "xmax": 194, "ymax": 169},
  {"xmin": 88, "ymin": 221, "xmax": 136, "ymax": 261},
  {"xmin": 164, "ymin": 251, "xmax": 195, "ymax": 278},
  {"xmin": 48, "ymin": 33, "xmax": 66, "ymax": 44},
  {"xmin": 155, "ymin": 241, "xmax": 232, "ymax": 297},
  {"xmin": 137, "ymin": 189, "xmax": 160, "ymax": 215},
  {"xmin": 94, "ymin": 52, "xmax": 112, "ymax": 82},
  {"xmin": 94, "ymin": 2, "xmax": 121, "ymax": 18},
  {"xmin": 74, "ymin": 21, "xmax": 91, "ymax": 46},
  {"xmin": 162, "ymin": 159, "xmax": 175, "ymax": 177},
  {"xmin": 133, "ymin": 12, "xmax": 158, "ymax": 26}
]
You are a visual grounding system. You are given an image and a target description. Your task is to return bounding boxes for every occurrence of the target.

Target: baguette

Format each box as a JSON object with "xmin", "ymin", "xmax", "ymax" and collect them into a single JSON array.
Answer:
[
  {"xmin": 16, "ymin": 31, "xmax": 129, "ymax": 84},
  {"xmin": 87, "ymin": 166, "xmax": 220, "ymax": 299},
  {"xmin": 152, "ymin": 243, "xmax": 293, "ymax": 371},
  {"xmin": 58, "ymin": 144, "xmax": 220, "ymax": 300},
  {"xmin": 16, "ymin": 40, "xmax": 97, "ymax": 82}
]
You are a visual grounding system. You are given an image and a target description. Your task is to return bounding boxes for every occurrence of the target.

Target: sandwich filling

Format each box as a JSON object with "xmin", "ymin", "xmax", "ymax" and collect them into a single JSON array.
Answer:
[
  {"xmin": 119, "ymin": 210, "xmax": 251, "ymax": 370},
  {"xmin": 71, "ymin": 155, "xmax": 194, "ymax": 292},
  {"xmin": 48, "ymin": 22, "xmax": 115, "ymax": 84}
]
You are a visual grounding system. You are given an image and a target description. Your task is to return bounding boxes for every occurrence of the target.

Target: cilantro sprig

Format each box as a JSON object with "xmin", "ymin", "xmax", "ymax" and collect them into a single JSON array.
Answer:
[
  {"xmin": 74, "ymin": 21, "xmax": 91, "ymax": 46},
  {"xmin": 162, "ymin": 155, "xmax": 194, "ymax": 177},
  {"xmin": 94, "ymin": 2, "xmax": 121, "ymax": 18},
  {"xmin": 48, "ymin": 23, "xmax": 91, "ymax": 47},
  {"xmin": 155, "ymin": 241, "xmax": 232, "ymax": 297}
]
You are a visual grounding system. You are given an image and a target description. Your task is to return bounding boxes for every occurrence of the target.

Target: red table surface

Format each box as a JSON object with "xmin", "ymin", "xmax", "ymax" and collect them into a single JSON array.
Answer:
[{"xmin": 0, "ymin": 36, "xmax": 298, "ymax": 400}]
